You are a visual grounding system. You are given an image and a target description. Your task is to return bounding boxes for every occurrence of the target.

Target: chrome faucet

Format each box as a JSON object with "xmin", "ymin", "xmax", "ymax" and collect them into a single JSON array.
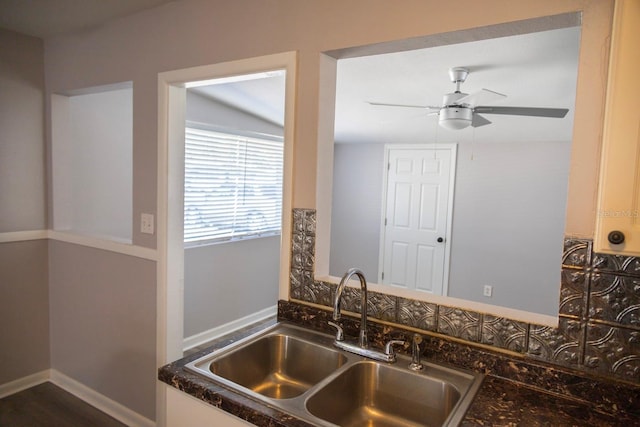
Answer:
[
  {"xmin": 329, "ymin": 268, "xmax": 405, "ymax": 363},
  {"xmin": 333, "ymin": 268, "xmax": 368, "ymax": 347}
]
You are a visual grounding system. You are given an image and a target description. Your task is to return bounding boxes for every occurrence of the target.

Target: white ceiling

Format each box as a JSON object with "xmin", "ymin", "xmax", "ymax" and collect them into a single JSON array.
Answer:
[
  {"xmin": 190, "ymin": 72, "xmax": 287, "ymax": 128},
  {"xmin": 334, "ymin": 26, "xmax": 581, "ymax": 144}
]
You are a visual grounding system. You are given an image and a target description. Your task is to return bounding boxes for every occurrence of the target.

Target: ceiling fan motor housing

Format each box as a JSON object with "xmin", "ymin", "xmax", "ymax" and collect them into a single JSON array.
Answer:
[{"xmin": 443, "ymin": 92, "xmax": 468, "ymax": 106}]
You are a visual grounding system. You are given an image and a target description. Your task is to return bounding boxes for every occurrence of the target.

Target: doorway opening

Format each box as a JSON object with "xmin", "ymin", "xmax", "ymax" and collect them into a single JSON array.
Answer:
[
  {"xmin": 156, "ymin": 52, "xmax": 296, "ymax": 423},
  {"xmin": 182, "ymin": 72, "xmax": 286, "ymax": 351}
]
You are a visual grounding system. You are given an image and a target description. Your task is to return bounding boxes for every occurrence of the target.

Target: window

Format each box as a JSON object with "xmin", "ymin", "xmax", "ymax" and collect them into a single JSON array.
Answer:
[{"xmin": 184, "ymin": 126, "xmax": 283, "ymax": 244}]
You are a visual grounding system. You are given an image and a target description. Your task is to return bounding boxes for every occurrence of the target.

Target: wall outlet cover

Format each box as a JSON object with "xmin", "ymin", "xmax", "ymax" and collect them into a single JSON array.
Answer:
[
  {"xmin": 483, "ymin": 285, "xmax": 493, "ymax": 297},
  {"xmin": 141, "ymin": 213, "xmax": 154, "ymax": 234}
]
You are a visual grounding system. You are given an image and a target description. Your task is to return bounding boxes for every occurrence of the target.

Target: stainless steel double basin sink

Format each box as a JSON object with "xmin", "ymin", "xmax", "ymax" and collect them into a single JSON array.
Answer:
[{"xmin": 186, "ymin": 322, "xmax": 483, "ymax": 427}]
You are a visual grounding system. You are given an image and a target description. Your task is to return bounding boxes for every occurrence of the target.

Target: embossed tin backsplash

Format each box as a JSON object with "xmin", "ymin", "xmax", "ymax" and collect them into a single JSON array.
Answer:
[{"xmin": 289, "ymin": 208, "xmax": 640, "ymax": 385}]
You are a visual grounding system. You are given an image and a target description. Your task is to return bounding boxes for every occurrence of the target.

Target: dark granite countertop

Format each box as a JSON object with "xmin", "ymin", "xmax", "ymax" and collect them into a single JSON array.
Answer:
[
  {"xmin": 462, "ymin": 376, "xmax": 628, "ymax": 426},
  {"xmin": 159, "ymin": 318, "xmax": 638, "ymax": 426}
]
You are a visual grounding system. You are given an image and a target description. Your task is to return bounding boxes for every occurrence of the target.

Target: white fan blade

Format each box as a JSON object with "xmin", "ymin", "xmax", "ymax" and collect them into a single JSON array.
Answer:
[
  {"xmin": 471, "ymin": 114, "xmax": 492, "ymax": 128},
  {"xmin": 368, "ymin": 101, "xmax": 441, "ymax": 110},
  {"xmin": 457, "ymin": 89, "xmax": 506, "ymax": 107},
  {"xmin": 474, "ymin": 106, "xmax": 569, "ymax": 118}
]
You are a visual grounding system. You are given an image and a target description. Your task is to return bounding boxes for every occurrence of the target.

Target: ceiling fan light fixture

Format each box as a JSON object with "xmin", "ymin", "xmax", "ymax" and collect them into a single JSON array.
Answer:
[
  {"xmin": 439, "ymin": 106, "xmax": 472, "ymax": 130},
  {"xmin": 370, "ymin": 67, "xmax": 569, "ymax": 132}
]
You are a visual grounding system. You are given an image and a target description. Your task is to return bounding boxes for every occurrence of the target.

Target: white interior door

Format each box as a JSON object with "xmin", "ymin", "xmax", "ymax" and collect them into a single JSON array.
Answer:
[{"xmin": 379, "ymin": 144, "xmax": 456, "ymax": 295}]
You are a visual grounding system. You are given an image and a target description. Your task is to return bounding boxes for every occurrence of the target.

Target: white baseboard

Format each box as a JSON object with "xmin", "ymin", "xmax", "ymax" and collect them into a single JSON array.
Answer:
[
  {"xmin": 183, "ymin": 305, "xmax": 277, "ymax": 351},
  {"xmin": 50, "ymin": 370, "xmax": 155, "ymax": 427},
  {"xmin": 0, "ymin": 370, "xmax": 50, "ymax": 399}
]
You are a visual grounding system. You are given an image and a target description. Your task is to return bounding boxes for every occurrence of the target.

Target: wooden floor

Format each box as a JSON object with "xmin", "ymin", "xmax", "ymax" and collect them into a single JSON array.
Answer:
[{"xmin": 0, "ymin": 382, "xmax": 126, "ymax": 427}]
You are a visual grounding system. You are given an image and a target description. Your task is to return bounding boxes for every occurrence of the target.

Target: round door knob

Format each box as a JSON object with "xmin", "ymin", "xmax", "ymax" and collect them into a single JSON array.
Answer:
[
  {"xmin": 608, "ymin": 230, "xmax": 625, "ymax": 245},
  {"xmin": 437, "ymin": 237, "xmax": 444, "ymax": 243}
]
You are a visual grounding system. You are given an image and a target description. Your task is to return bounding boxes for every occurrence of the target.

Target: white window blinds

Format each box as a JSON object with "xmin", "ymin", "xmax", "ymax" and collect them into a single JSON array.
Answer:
[{"xmin": 184, "ymin": 127, "xmax": 283, "ymax": 244}]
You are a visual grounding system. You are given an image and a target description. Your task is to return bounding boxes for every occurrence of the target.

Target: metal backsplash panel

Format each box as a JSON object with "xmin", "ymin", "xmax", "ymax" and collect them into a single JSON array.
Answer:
[{"xmin": 289, "ymin": 208, "xmax": 640, "ymax": 384}]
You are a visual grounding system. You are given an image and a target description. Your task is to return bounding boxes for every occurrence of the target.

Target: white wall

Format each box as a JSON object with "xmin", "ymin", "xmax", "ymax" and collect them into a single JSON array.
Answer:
[{"xmin": 330, "ymin": 139, "xmax": 571, "ymax": 316}]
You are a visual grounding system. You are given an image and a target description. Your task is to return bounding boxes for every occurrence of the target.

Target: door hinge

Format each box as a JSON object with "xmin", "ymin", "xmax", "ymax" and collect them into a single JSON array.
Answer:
[
  {"xmin": 381, "ymin": 272, "xmax": 385, "ymax": 280},
  {"xmin": 384, "ymin": 218, "xmax": 388, "ymax": 226}
]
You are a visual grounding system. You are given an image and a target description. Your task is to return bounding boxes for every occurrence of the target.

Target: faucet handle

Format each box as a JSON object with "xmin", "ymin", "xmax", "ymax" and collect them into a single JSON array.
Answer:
[
  {"xmin": 413, "ymin": 333, "xmax": 423, "ymax": 344},
  {"xmin": 328, "ymin": 321, "xmax": 344, "ymax": 341},
  {"xmin": 383, "ymin": 339, "xmax": 406, "ymax": 358}
]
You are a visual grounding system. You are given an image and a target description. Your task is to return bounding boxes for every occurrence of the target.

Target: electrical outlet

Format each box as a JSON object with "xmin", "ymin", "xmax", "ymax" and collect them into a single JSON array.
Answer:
[
  {"xmin": 141, "ymin": 213, "xmax": 154, "ymax": 235},
  {"xmin": 483, "ymin": 285, "xmax": 493, "ymax": 297}
]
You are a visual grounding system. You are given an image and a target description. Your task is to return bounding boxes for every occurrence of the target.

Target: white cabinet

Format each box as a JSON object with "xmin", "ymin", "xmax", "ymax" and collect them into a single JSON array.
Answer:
[
  {"xmin": 166, "ymin": 386, "xmax": 254, "ymax": 427},
  {"xmin": 595, "ymin": 0, "xmax": 640, "ymax": 255}
]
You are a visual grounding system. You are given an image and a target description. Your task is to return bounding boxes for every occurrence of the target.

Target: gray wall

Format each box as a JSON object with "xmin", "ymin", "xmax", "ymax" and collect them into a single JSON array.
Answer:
[
  {"xmin": 0, "ymin": 30, "xmax": 49, "ymax": 385},
  {"xmin": 48, "ymin": 241, "xmax": 156, "ymax": 420},
  {"xmin": 0, "ymin": 240, "xmax": 49, "ymax": 384},
  {"xmin": 0, "ymin": 28, "xmax": 155, "ymax": 422},
  {"xmin": 330, "ymin": 140, "xmax": 570, "ymax": 316},
  {"xmin": 330, "ymin": 142, "xmax": 384, "ymax": 279},
  {"xmin": 448, "ymin": 140, "xmax": 570, "ymax": 315},
  {"xmin": 0, "ymin": 29, "xmax": 46, "ymax": 233},
  {"xmin": 184, "ymin": 236, "xmax": 280, "ymax": 336},
  {"xmin": 184, "ymin": 91, "xmax": 282, "ymax": 337},
  {"xmin": 0, "ymin": 29, "xmax": 155, "ymax": 422}
]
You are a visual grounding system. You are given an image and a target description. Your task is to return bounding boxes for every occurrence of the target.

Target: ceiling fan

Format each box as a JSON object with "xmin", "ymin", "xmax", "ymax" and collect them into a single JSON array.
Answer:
[{"xmin": 369, "ymin": 67, "xmax": 569, "ymax": 130}]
